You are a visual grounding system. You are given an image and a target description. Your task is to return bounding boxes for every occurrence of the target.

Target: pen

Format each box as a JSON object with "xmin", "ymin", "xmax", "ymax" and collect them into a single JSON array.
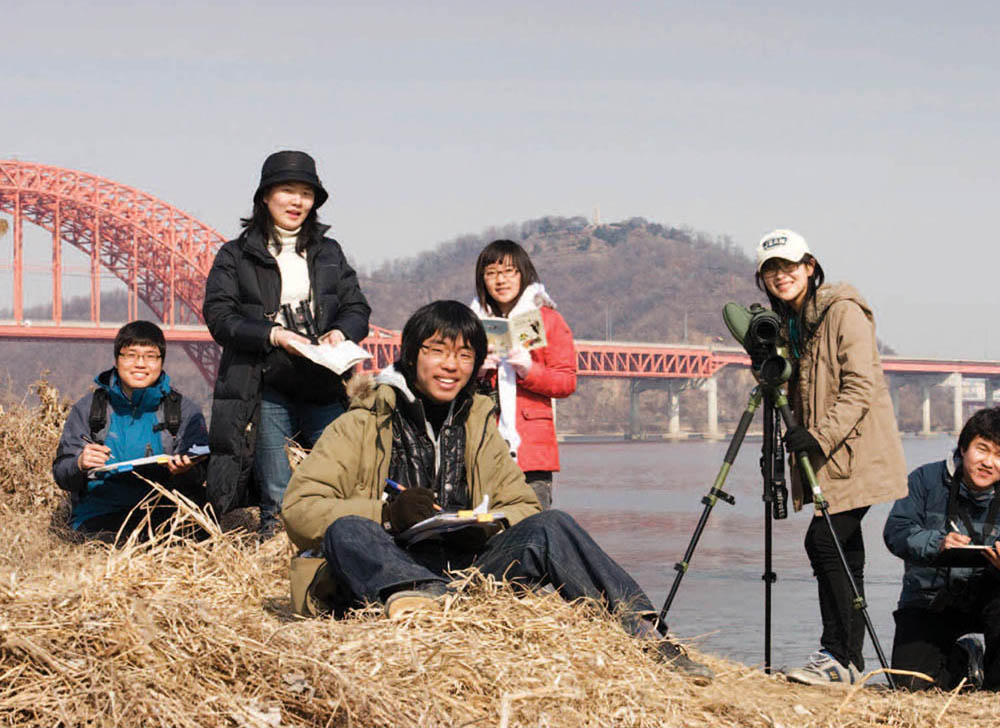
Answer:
[
  {"xmin": 949, "ymin": 519, "xmax": 961, "ymax": 533},
  {"xmin": 384, "ymin": 479, "xmax": 442, "ymax": 510}
]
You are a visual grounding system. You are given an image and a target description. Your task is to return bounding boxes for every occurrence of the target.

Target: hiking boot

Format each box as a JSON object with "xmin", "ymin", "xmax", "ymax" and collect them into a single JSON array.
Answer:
[
  {"xmin": 950, "ymin": 635, "xmax": 985, "ymax": 690},
  {"xmin": 785, "ymin": 649, "xmax": 859, "ymax": 686},
  {"xmin": 384, "ymin": 589, "xmax": 444, "ymax": 620},
  {"xmin": 653, "ymin": 638, "xmax": 715, "ymax": 685}
]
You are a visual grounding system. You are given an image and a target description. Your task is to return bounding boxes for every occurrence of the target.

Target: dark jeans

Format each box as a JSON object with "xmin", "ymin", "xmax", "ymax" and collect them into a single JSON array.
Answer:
[
  {"xmin": 524, "ymin": 470, "xmax": 553, "ymax": 509},
  {"xmin": 892, "ymin": 576, "xmax": 1000, "ymax": 690},
  {"xmin": 254, "ymin": 387, "xmax": 345, "ymax": 522},
  {"xmin": 804, "ymin": 506, "xmax": 869, "ymax": 670},
  {"xmin": 322, "ymin": 509, "xmax": 657, "ymax": 634}
]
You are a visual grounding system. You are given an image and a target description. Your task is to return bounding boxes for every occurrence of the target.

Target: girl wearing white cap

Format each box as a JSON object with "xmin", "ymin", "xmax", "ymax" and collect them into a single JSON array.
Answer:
[{"xmin": 755, "ymin": 229, "xmax": 906, "ymax": 686}]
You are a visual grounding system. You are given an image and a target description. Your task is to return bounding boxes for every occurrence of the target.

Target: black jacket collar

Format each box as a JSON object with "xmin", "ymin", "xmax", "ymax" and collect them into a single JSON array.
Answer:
[{"xmin": 240, "ymin": 224, "xmax": 332, "ymax": 266}]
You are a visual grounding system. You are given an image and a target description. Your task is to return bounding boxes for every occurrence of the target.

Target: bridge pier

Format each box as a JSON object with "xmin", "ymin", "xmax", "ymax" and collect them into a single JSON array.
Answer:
[
  {"xmin": 887, "ymin": 374, "xmax": 901, "ymax": 422},
  {"xmin": 52, "ymin": 200, "xmax": 62, "ymax": 324},
  {"xmin": 12, "ymin": 190, "xmax": 23, "ymax": 322},
  {"xmin": 625, "ymin": 379, "xmax": 690, "ymax": 440},
  {"xmin": 952, "ymin": 372, "xmax": 964, "ymax": 435},
  {"xmin": 627, "ymin": 380, "xmax": 640, "ymax": 441},
  {"xmin": 703, "ymin": 376, "xmax": 720, "ymax": 439},
  {"xmin": 921, "ymin": 383, "xmax": 933, "ymax": 436},
  {"xmin": 666, "ymin": 382, "xmax": 681, "ymax": 437}
]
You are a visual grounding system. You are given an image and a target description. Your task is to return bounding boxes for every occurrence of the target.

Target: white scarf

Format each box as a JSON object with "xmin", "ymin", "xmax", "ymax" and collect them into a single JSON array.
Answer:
[{"xmin": 470, "ymin": 282, "xmax": 556, "ymax": 457}]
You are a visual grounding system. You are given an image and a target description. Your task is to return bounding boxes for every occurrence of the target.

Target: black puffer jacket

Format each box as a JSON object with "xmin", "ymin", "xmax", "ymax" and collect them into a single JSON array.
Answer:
[{"xmin": 202, "ymin": 227, "xmax": 371, "ymax": 514}]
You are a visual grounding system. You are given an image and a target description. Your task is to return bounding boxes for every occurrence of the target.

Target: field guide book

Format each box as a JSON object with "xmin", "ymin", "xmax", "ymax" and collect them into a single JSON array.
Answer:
[
  {"xmin": 481, "ymin": 309, "xmax": 546, "ymax": 357},
  {"xmin": 397, "ymin": 496, "xmax": 505, "ymax": 546}
]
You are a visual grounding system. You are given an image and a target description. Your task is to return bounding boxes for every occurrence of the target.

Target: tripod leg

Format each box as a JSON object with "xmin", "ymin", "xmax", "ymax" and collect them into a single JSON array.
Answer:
[
  {"xmin": 658, "ymin": 388, "xmax": 762, "ymax": 627},
  {"xmin": 773, "ymin": 394, "xmax": 897, "ymax": 689},
  {"xmin": 761, "ymin": 400, "xmax": 778, "ymax": 673}
]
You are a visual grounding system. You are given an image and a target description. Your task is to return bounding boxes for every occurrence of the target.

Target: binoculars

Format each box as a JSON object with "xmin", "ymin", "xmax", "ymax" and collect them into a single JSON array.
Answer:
[{"xmin": 281, "ymin": 301, "xmax": 319, "ymax": 344}]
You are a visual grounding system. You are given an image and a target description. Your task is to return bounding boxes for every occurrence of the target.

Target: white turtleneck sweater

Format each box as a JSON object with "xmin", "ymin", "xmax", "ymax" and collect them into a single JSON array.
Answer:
[{"xmin": 272, "ymin": 226, "xmax": 311, "ymax": 328}]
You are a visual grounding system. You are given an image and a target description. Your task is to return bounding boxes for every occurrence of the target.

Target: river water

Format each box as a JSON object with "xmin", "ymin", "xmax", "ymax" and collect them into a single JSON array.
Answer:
[{"xmin": 554, "ymin": 435, "xmax": 953, "ymax": 676}]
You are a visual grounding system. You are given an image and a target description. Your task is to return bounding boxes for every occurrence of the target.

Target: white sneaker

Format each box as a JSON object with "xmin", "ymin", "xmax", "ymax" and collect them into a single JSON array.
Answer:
[{"xmin": 785, "ymin": 650, "xmax": 859, "ymax": 686}]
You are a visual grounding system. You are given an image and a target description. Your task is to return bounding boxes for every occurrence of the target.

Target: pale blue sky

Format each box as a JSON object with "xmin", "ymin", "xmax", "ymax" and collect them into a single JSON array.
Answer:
[{"xmin": 3, "ymin": 1, "xmax": 999, "ymax": 358}]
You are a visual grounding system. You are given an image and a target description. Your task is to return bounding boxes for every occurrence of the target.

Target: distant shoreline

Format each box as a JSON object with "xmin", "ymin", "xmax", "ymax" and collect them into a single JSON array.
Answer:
[{"xmin": 559, "ymin": 432, "xmax": 953, "ymax": 444}]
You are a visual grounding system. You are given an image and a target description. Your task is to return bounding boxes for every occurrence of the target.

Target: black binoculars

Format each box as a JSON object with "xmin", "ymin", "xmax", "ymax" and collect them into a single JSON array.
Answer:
[{"xmin": 281, "ymin": 301, "xmax": 319, "ymax": 344}]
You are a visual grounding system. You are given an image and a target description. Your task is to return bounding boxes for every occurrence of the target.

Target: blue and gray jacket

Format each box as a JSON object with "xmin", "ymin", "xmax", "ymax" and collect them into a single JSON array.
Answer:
[
  {"xmin": 883, "ymin": 457, "xmax": 999, "ymax": 609},
  {"xmin": 52, "ymin": 368, "xmax": 209, "ymax": 529}
]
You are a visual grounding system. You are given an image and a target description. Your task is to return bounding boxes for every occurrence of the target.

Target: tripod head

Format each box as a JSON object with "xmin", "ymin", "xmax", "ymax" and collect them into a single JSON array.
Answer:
[{"xmin": 723, "ymin": 302, "xmax": 792, "ymax": 388}]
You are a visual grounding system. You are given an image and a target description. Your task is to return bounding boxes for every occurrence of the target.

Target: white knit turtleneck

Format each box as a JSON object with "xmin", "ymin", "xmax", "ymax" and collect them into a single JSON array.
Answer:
[{"xmin": 272, "ymin": 226, "xmax": 311, "ymax": 327}]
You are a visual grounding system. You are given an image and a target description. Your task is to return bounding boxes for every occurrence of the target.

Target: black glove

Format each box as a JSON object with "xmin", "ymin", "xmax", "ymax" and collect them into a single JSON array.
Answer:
[
  {"xmin": 783, "ymin": 426, "xmax": 823, "ymax": 456},
  {"xmin": 382, "ymin": 487, "xmax": 438, "ymax": 534}
]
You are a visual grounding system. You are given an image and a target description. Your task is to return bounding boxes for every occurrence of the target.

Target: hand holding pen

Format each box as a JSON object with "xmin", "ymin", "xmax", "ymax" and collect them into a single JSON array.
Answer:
[
  {"xmin": 77, "ymin": 434, "xmax": 111, "ymax": 471},
  {"xmin": 942, "ymin": 518, "xmax": 972, "ymax": 551},
  {"xmin": 382, "ymin": 479, "xmax": 441, "ymax": 534},
  {"xmin": 385, "ymin": 479, "xmax": 442, "ymax": 511}
]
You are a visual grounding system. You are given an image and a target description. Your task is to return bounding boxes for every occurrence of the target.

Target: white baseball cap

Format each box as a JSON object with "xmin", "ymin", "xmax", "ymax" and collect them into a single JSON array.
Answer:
[{"xmin": 755, "ymin": 229, "xmax": 811, "ymax": 272}]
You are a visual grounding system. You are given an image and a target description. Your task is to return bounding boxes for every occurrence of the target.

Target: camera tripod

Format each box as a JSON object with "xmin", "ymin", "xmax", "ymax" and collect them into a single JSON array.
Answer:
[{"xmin": 657, "ymin": 382, "xmax": 896, "ymax": 688}]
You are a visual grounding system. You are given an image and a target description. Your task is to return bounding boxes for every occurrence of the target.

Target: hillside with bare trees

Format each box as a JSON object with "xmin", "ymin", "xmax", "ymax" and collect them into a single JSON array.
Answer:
[{"xmin": 358, "ymin": 216, "xmax": 765, "ymax": 434}]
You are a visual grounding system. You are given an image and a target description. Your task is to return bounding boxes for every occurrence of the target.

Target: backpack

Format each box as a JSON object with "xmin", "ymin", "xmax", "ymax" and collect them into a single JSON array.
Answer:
[{"xmin": 88, "ymin": 387, "xmax": 184, "ymax": 453}]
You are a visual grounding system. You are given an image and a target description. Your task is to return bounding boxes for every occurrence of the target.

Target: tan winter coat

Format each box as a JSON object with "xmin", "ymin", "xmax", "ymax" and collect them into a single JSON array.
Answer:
[
  {"xmin": 282, "ymin": 381, "xmax": 542, "ymax": 553},
  {"xmin": 787, "ymin": 282, "xmax": 907, "ymax": 515}
]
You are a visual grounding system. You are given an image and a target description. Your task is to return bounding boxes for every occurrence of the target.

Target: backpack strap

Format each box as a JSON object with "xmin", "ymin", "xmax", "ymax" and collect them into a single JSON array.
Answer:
[
  {"xmin": 88, "ymin": 388, "xmax": 109, "ymax": 444},
  {"xmin": 152, "ymin": 389, "xmax": 184, "ymax": 453},
  {"xmin": 163, "ymin": 390, "xmax": 182, "ymax": 437}
]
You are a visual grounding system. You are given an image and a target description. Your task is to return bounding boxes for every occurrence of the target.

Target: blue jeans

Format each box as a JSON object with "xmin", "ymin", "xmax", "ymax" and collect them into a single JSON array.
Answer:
[
  {"xmin": 322, "ymin": 509, "xmax": 658, "ymax": 635},
  {"xmin": 254, "ymin": 387, "xmax": 345, "ymax": 522}
]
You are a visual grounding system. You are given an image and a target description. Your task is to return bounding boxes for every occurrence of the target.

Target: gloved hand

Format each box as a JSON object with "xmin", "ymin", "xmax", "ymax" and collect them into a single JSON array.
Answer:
[
  {"xmin": 507, "ymin": 347, "xmax": 533, "ymax": 378},
  {"xmin": 382, "ymin": 487, "xmax": 438, "ymax": 534},
  {"xmin": 478, "ymin": 351, "xmax": 502, "ymax": 376},
  {"xmin": 784, "ymin": 426, "xmax": 823, "ymax": 456}
]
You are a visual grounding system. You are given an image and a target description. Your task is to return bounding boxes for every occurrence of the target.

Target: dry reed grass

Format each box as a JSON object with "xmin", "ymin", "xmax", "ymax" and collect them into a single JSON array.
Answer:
[{"xmin": 2, "ymin": 381, "xmax": 999, "ymax": 727}]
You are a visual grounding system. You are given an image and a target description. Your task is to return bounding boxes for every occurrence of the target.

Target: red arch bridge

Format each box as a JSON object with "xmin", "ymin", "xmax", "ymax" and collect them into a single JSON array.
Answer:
[{"xmin": 4, "ymin": 160, "xmax": 999, "ymax": 436}]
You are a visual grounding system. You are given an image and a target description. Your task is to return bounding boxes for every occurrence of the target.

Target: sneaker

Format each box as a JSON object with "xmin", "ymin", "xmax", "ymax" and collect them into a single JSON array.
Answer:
[
  {"xmin": 950, "ymin": 635, "xmax": 985, "ymax": 690},
  {"xmin": 653, "ymin": 638, "xmax": 715, "ymax": 685},
  {"xmin": 785, "ymin": 650, "xmax": 858, "ymax": 686},
  {"xmin": 384, "ymin": 589, "xmax": 443, "ymax": 620}
]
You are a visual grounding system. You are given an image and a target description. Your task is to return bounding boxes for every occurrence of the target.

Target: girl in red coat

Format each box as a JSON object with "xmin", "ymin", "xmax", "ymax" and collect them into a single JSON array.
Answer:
[{"xmin": 471, "ymin": 240, "xmax": 577, "ymax": 508}]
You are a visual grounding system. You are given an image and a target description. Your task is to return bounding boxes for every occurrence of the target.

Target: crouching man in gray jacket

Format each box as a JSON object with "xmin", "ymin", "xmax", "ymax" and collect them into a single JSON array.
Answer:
[{"xmin": 884, "ymin": 407, "xmax": 1000, "ymax": 690}]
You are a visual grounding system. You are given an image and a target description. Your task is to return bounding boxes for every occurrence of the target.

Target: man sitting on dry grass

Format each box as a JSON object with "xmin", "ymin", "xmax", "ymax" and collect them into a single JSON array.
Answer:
[
  {"xmin": 281, "ymin": 300, "xmax": 712, "ymax": 683},
  {"xmin": 52, "ymin": 320, "xmax": 208, "ymax": 542}
]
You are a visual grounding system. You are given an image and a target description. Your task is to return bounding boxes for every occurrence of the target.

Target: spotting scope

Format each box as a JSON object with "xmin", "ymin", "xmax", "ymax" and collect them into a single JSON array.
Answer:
[{"xmin": 722, "ymin": 302, "xmax": 792, "ymax": 387}]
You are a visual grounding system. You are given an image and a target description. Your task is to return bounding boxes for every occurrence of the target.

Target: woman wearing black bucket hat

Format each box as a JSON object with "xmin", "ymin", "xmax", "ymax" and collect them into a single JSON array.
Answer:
[{"xmin": 203, "ymin": 151, "xmax": 371, "ymax": 539}]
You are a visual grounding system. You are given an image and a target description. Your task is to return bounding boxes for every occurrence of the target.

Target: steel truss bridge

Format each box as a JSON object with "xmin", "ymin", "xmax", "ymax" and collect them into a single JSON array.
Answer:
[{"xmin": 4, "ymin": 160, "xmax": 999, "ymax": 433}]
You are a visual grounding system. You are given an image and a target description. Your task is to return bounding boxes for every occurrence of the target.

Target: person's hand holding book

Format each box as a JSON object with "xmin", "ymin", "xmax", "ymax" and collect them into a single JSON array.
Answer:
[
  {"xmin": 478, "ymin": 348, "xmax": 501, "ymax": 376},
  {"xmin": 507, "ymin": 347, "xmax": 533, "ymax": 378}
]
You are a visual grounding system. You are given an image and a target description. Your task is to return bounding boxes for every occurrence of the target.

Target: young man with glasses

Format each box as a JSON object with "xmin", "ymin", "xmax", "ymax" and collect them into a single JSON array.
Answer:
[
  {"xmin": 884, "ymin": 407, "xmax": 1000, "ymax": 690},
  {"xmin": 52, "ymin": 320, "xmax": 209, "ymax": 541},
  {"xmin": 281, "ymin": 300, "xmax": 712, "ymax": 683}
]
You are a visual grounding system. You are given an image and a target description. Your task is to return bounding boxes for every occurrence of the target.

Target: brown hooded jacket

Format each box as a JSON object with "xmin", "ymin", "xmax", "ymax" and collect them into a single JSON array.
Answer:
[{"xmin": 788, "ymin": 282, "xmax": 907, "ymax": 514}]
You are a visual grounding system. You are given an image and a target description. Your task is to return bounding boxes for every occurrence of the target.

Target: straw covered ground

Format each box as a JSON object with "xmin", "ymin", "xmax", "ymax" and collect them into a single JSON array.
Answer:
[{"xmin": 1, "ymin": 381, "xmax": 998, "ymax": 727}]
